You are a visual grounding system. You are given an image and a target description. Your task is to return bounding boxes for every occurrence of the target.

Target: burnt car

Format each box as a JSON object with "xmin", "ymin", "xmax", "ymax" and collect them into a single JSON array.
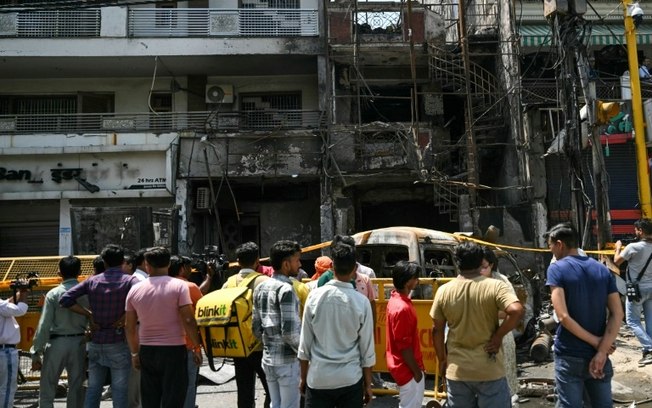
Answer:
[{"xmin": 353, "ymin": 226, "xmax": 539, "ymax": 338}]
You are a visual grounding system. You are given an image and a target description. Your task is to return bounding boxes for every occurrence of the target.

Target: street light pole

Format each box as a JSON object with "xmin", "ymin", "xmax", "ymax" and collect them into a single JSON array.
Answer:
[{"xmin": 622, "ymin": 0, "xmax": 652, "ymax": 218}]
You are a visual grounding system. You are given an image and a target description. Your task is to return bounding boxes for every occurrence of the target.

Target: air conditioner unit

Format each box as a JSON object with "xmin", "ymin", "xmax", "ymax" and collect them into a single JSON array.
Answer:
[
  {"xmin": 196, "ymin": 187, "xmax": 211, "ymax": 210},
  {"xmin": 205, "ymin": 84, "xmax": 234, "ymax": 104}
]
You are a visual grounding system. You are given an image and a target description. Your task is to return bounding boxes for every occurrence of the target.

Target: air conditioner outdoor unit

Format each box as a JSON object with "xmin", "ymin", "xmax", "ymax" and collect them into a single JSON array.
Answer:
[
  {"xmin": 205, "ymin": 84, "xmax": 234, "ymax": 104},
  {"xmin": 196, "ymin": 187, "xmax": 211, "ymax": 209}
]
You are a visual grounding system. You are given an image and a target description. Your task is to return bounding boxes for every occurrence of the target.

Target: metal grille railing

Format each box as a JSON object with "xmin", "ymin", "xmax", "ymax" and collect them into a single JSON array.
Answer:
[
  {"xmin": 520, "ymin": 78, "xmax": 652, "ymax": 105},
  {"xmin": 128, "ymin": 8, "xmax": 318, "ymax": 37},
  {"xmin": 0, "ymin": 110, "xmax": 325, "ymax": 134},
  {"xmin": 14, "ymin": 10, "xmax": 100, "ymax": 37},
  {"xmin": 356, "ymin": 10, "xmax": 402, "ymax": 33}
]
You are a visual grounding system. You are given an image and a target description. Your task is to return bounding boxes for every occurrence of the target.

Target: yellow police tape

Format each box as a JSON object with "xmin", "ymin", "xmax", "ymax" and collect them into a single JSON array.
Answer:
[{"xmin": 243, "ymin": 231, "xmax": 615, "ymax": 267}]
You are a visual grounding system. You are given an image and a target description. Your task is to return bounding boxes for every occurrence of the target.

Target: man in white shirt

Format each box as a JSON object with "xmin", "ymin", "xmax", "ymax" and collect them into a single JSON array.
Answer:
[
  {"xmin": 298, "ymin": 236, "xmax": 375, "ymax": 407},
  {"xmin": 0, "ymin": 287, "xmax": 29, "ymax": 408}
]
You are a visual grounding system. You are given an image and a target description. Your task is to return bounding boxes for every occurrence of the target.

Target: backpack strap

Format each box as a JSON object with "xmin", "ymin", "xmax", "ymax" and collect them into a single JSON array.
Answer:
[
  {"xmin": 203, "ymin": 326, "xmax": 226, "ymax": 372},
  {"xmin": 628, "ymin": 250, "xmax": 652, "ymax": 283},
  {"xmin": 238, "ymin": 272, "xmax": 262, "ymax": 289}
]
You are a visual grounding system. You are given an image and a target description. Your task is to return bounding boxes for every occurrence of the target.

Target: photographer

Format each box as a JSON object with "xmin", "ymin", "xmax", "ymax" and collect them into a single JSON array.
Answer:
[
  {"xmin": 0, "ymin": 285, "xmax": 29, "ymax": 408},
  {"xmin": 193, "ymin": 248, "xmax": 227, "ymax": 295}
]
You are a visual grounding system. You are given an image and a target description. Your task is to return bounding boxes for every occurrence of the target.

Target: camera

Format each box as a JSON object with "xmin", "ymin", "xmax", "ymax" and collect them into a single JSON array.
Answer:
[
  {"xmin": 10, "ymin": 272, "xmax": 39, "ymax": 291},
  {"xmin": 190, "ymin": 245, "xmax": 229, "ymax": 290}
]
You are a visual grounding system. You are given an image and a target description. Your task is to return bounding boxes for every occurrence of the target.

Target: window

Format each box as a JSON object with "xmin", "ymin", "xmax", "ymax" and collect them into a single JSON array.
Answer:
[
  {"xmin": 240, "ymin": 92, "xmax": 301, "ymax": 129},
  {"xmin": 0, "ymin": 93, "xmax": 114, "ymax": 132},
  {"xmin": 0, "ymin": 95, "xmax": 76, "ymax": 132},
  {"xmin": 149, "ymin": 92, "xmax": 173, "ymax": 131},
  {"xmin": 156, "ymin": 2, "xmax": 177, "ymax": 29}
]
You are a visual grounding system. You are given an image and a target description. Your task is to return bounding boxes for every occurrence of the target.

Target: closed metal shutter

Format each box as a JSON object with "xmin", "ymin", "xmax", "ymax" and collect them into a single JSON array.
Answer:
[
  {"xmin": 545, "ymin": 142, "xmax": 638, "ymax": 214},
  {"xmin": 0, "ymin": 201, "xmax": 59, "ymax": 257}
]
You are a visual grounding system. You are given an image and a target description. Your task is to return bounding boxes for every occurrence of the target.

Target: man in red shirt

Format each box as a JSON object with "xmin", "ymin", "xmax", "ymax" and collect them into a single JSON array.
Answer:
[{"xmin": 386, "ymin": 261, "xmax": 425, "ymax": 408}]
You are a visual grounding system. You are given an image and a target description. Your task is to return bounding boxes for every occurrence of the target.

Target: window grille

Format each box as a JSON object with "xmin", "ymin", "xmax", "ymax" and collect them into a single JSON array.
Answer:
[
  {"xmin": 240, "ymin": 93, "xmax": 301, "ymax": 129},
  {"xmin": 0, "ymin": 95, "xmax": 76, "ymax": 132}
]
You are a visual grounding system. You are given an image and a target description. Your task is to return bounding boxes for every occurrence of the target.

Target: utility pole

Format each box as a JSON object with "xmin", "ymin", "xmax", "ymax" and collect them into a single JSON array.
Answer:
[{"xmin": 622, "ymin": 0, "xmax": 652, "ymax": 218}]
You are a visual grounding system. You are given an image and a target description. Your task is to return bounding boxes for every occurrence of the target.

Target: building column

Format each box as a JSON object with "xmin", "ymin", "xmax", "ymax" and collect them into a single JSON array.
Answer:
[
  {"xmin": 58, "ymin": 199, "xmax": 72, "ymax": 255},
  {"xmin": 176, "ymin": 178, "xmax": 191, "ymax": 255}
]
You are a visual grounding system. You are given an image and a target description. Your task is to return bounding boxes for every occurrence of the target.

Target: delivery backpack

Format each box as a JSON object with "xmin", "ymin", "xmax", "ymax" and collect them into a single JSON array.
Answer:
[{"xmin": 195, "ymin": 272, "xmax": 261, "ymax": 370}]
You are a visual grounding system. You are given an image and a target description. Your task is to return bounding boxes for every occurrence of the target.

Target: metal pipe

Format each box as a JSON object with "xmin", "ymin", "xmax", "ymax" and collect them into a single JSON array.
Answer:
[
  {"xmin": 530, "ymin": 331, "xmax": 552, "ymax": 362},
  {"xmin": 622, "ymin": 0, "xmax": 652, "ymax": 218}
]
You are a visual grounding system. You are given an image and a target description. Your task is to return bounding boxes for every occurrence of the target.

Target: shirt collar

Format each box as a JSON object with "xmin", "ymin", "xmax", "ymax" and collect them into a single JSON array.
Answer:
[
  {"xmin": 272, "ymin": 273, "xmax": 292, "ymax": 284},
  {"xmin": 239, "ymin": 268, "xmax": 256, "ymax": 275},
  {"xmin": 326, "ymin": 279, "xmax": 355, "ymax": 289}
]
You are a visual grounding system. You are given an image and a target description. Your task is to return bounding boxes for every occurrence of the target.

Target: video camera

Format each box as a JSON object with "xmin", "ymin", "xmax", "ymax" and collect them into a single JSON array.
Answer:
[
  {"xmin": 190, "ymin": 245, "xmax": 229, "ymax": 289},
  {"xmin": 9, "ymin": 272, "xmax": 39, "ymax": 291}
]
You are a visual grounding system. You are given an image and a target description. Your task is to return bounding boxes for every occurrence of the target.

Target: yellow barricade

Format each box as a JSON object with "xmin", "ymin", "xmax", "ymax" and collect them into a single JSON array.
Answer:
[{"xmin": 372, "ymin": 277, "xmax": 450, "ymax": 400}]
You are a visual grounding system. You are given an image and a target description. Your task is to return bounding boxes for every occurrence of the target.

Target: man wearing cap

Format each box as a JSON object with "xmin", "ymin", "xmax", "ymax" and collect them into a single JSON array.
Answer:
[
  {"xmin": 31, "ymin": 256, "xmax": 89, "ymax": 408},
  {"xmin": 0, "ymin": 284, "xmax": 28, "ymax": 408}
]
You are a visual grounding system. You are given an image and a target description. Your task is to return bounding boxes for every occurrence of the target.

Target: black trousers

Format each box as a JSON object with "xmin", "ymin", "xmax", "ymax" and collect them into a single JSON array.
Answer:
[
  {"xmin": 139, "ymin": 345, "xmax": 188, "ymax": 408},
  {"xmin": 233, "ymin": 351, "xmax": 271, "ymax": 408},
  {"xmin": 305, "ymin": 378, "xmax": 364, "ymax": 408}
]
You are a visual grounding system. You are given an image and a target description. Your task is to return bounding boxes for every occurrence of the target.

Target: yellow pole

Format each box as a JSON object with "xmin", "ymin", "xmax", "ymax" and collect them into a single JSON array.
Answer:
[{"xmin": 623, "ymin": 0, "xmax": 652, "ymax": 218}]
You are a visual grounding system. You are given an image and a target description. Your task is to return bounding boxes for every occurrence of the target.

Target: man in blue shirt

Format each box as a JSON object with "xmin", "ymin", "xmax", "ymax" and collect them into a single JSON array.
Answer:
[{"xmin": 545, "ymin": 223, "xmax": 622, "ymax": 408}]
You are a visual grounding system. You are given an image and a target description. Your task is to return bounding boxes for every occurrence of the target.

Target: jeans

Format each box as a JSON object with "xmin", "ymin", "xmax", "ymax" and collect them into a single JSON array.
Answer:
[
  {"xmin": 262, "ymin": 361, "xmax": 300, "ymax": 408},
  {"xmin": 305, "ymin": 377, "xmax": 364, "ymax": 408},
  {"xmin": 183, "ymin": 349, "xmax": 199, "ymax": 408},
  {"xmin": 139, "ymin": 345, "xmax": 187, "ymax": 408},
  {"xmin": 445, "ymin": 377, "xmax": 511, "ymax": 408},
  {"xmin": 626, "ymin": 286, "xmax": 652, "ymax": 352},
  {"xmin": 554, "ymin": 354, "xmax": 613, "ymax": 408},
  {"xmin": 85, "ymin": 342, "xmax": 131, "ymax": 408},
  {"xmin": 0, "ymin": 348, "xmax": 18, "ymax": 408},
  {"xmin": 234, "ymin": 351, "xmax": 270, "ymax": 408}
]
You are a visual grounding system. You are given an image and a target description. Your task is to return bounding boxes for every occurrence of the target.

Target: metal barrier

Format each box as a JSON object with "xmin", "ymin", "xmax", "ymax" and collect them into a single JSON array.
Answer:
[
  {"xmin": 372, "ymin": 277, "xmax": 450, "ymax": 401},
  {"xmin": 0, "ymin": 259, "xmax": 451, "ymax": 400},
  {"xmin": 0, "ymin": 255, "xmax": 97, "ymax": 352}
]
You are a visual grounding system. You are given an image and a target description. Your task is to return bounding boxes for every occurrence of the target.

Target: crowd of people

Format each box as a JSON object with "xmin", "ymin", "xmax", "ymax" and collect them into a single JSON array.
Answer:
[{"xmin": 1, "ymin": 219, "xmax": 652, "ymax": 408}]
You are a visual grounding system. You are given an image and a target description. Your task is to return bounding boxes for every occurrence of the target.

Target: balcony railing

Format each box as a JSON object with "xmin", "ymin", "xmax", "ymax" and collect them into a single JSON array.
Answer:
[
  {"xmin": 128, "ymin": 8, "xmax": 318, "ymax": 37},
  {"xmin": 0, "ymin": 10, "xmax": 101, "ymax": 37},
  {"xmin": 0, "ymin": 110, "xmax": 325, "ymax": 134},
  {"xmin": 0, "ymin": 8, "xmax": 318, "ymax": 38},
  {"xmin": 521, "ymin": 78, "xmax": 652, "ymax": 105}
]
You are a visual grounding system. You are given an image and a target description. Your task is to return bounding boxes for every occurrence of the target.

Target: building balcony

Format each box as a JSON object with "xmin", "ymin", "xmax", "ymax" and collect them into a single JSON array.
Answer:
[
  {"xmin": 0, "ymin": 110, "xmax": 325, "ymax": 138},
  {"xmin": 0, "ymin": 7, "xmax": 318, "ymax": 38},
  {"xmin": 0, "ymin": 7, "xmax": 321, "ymax": 67},
  {"xmin": 328, "ymin": 2, "xmax": 439, "ymax": 66}
]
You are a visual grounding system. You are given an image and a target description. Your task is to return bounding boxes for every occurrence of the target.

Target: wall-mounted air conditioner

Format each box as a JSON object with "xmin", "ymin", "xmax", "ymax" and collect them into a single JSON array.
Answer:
[
  {"xmin": 205, "ymin": 84, "xmax": 234, "ymax": 104},
  {"xmin": 196, "ymin": 187, "xmax": 211, "ymax": 209}
]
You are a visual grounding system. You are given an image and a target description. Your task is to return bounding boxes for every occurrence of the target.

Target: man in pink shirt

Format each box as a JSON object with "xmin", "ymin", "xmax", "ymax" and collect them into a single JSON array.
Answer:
[
  {"xmin": 386, "ymin": 261, "xmax": 425, "ymax": 408},
  {"xmin": 125, "ymin": 247, "xmax": 203, "ymax": 408}
]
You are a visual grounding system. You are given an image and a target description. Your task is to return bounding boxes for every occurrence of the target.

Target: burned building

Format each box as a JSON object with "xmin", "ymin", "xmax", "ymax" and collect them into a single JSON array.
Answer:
[{"xmin": 5, "ymin": 0, "xmax": 640, "ymax": 259}]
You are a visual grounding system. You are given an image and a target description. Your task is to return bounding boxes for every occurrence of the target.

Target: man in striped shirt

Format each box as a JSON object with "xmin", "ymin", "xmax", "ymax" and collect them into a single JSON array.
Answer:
[{"xmin": 253, "ymin": 240, "xmax": 302, "ymax": 408}]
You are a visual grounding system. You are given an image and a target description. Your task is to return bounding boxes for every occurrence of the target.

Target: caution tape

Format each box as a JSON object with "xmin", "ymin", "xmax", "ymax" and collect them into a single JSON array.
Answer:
[{"xmin": 230, "ymin": 230, "xmax": 616, "ymax": 269}]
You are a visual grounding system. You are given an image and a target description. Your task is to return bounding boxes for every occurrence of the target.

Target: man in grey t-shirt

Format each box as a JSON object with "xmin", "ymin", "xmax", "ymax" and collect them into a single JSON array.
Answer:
[{"xmin": 614, "ymin": 218, "xmax": 652, "ymax": 366}]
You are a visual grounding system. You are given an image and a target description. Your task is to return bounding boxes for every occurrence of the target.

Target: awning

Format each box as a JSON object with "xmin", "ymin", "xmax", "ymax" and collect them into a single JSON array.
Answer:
[{"xmin": 519, "ymin": 24, "xmax": 652, "ymax": 47}]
